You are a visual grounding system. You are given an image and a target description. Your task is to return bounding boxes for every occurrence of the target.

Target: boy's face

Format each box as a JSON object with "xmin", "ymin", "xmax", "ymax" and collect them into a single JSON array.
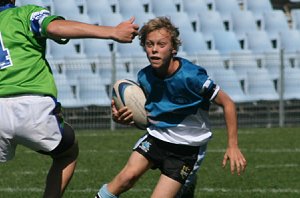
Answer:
[{"xmin": 144, "ymin": 28, "xmax": 176, "ymax": 70}]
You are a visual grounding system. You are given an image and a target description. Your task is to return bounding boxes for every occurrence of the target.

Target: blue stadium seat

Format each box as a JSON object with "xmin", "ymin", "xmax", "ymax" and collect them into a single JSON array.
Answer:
[
  {"xmin": 212, "ymin": 31, "xmax": 264, "ymax": 81},
  {"xmin": 132, "ymin": 12, "xmax": 156, "ymax": 27},
  {"xmin": 151, "ymin": 0, "xmax": 178, "ymax": 15},
  {"xmin": 245, "ymin": 0, "xmax": 273, "ymax": 13},
  {"xmin": 166, "ymin": 12, "xmax": 195, "ymax": 32},
  {"xmin": 263, "ymin": 10, "xmax": 290, "ymax": 49},
  {"xmin": 245, "ymin": 68, "xmax": 279, "ymax": 101},
  {"xmin": 100, "ymin": 12, "xmax": 124, "ymax": 27},
  {"xmin": 182, "ymin": 0, "xmax": 208, "ymax": 30},
  {"xmin": 18, "ymin": 0, "xmax": 45, "ymax": 7},
  {"xmin": 182, "ymin": 0, "xmax": 208, "ymax": 15},
  {"xmin": 291, "ymin": 9, "xmax": 300, "ymax": 30},
  {"xmin": 86, "ymin": 0, "xmax": 111, "ymax": 24},
  {"xmin": 230, "ymin": 51, "xmax": 265, "ymax": 81},
  {"xmin": 180, "ymin": 31, "xmax": 208, "ymax": 54},
  {"xmin": 212, "ymin": 31, "xmax": 242, "ymax": 54},
  {"xmin": 49, "ymin": 40, "xmax": 86, "ymax": 60},
  {"xmin": 180, "ymin": 30, "xmax": 230, "ymax": 74},
  {"xmin": 198, "ymin": 11, "xmax": 226, "ymax": 37},
  {"xmin": 246, "ymin": 30, "xmax": 275, "ymax": 53},
  {"xmin": 116, "ymin": 38, "xmax": 144, "ymax": 57},
  {"xmin": 284, "ymin": 68, "xmax": 300, "ymax": 100},
  {"xmin": 245, "ymin": 0, "xmax": 273, "ymax": 29},
  {"xmin": 83, "ymin": 39, "xmax": 112, "ymax": 58},
  {"xmin": 78, "ymin": 75, "xmax": 110, "ymax": 106},
  {"xmin": 214, "ymin": 0, "xmax": 241, "ymax": 31},
  {"xmin": 52, "ymin": 0, "xmax": 80, "ymax": 16},
  {"xmin": 212, "ymin": 69, "xmax": 251, "ymax": 103},
  {"xmin": 54, "ymin": 73, "xmax": 81, "ymax": 107},
  {"xmin": 41, "ymin": 0, "xmax": 54, "ymax": 12},
  {"xmin": 279, "ymin": 29, "xmax": 300, "ymax": 68},
  {"xmin": 119, "ymin": 0, "xmax": 147, "ymax": 19},
  {"xmin": 231, "ymin": 10, "xmax": 259, "ymax": 49},
  {"xmin": 246, "ymin": 30, "xmax": 281, "ymax": 79}
]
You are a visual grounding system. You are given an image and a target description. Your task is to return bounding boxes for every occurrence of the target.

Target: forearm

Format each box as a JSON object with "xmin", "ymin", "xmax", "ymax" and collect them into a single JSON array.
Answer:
[
  {"xmin": 223, "ymin": 101, "xmax": 239, "ymax": 147},
  {"xmin": 46, "ymin": 20, "xmax": 115, "ymax": 40}
]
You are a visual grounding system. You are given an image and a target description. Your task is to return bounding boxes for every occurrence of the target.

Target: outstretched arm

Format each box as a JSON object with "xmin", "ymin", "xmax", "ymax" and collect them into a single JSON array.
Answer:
[
  {"xmin": 213, "ymin": 90, "xmax": 247, "ymax": 175},
  {"xmin": 46, "ymin": 17, "xmax": 139, "ymax": 43}
]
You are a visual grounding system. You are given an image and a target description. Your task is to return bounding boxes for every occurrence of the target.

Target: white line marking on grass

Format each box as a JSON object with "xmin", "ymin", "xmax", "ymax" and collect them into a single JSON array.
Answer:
[
  {"xmin": 76, "ymin": 133, "xmax": 138, "ymax": 137},
  {"xmin": 0, "ymin": 187, "xmax": 43, "ymax": 192},
  {"xmin": 12, "ymin": 169, "xmax": 89, "ymax": 176},
  {"xmin": 255, "ymin": 164, "xmax": 299, "ymax": 169},
  {"xmin": 23, "ymin": 148, "xmax": 300, "ymax": 154},
  {"xmin": 198, "ymin": 188, "xmax": 300, "ymax": 194},
  {"xmin": 208, "ymin": 148, "xmax": 300, "ymax": 153},
  {"xmin": 1, "ymin": 187, "xmax": 299, "ymax": 194}
]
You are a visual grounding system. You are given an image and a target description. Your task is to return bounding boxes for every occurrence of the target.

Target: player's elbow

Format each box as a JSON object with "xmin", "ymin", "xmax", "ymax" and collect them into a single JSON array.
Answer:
[{"xmin": 46, "ymin": 20, "xmax": 67, "ymax": 39}]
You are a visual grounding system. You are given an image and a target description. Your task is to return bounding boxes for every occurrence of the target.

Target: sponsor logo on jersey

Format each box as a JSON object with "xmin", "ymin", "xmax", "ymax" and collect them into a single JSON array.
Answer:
[
  {"xmin": 180, "ymin": 165, "xmax": 191, "ymax": 180},
  {"xmin": 139, "ymin": 141, "xmax": 151, "ymax": 153}
]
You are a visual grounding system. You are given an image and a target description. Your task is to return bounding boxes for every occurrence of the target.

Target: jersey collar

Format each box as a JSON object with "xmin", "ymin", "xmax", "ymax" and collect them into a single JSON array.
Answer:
[{"xmin": 0, "ymin": 4, "xmax": 15, "ymax": 12}]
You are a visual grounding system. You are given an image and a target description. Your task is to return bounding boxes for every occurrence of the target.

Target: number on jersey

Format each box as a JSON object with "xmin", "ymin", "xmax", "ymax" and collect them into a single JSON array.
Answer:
[{"xmin": 0, "ymin": 32, "xmax": 13, "ymax": 69}]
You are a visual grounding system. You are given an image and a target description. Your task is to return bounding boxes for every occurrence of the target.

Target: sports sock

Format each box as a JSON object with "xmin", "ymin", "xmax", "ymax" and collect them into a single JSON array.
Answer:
[{"xmin": 95, "ymin": 184, "xmax": 118, "ymax": 198}]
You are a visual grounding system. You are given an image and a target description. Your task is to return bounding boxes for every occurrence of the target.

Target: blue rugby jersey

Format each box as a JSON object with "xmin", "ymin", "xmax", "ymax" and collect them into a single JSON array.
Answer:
[{"xmin": 137, "ymin": 57, "xmax": 219, "ymax": 146}]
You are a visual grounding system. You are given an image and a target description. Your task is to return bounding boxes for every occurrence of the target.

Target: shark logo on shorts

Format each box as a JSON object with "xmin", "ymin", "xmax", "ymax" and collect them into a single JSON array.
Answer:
[
  {"xmin": 180, "ymin": 165, "xmax": 191, "ymax": 180},
  {"xmin": 139, "ymin": 141, "xmax": 151, "ymax": 153}
]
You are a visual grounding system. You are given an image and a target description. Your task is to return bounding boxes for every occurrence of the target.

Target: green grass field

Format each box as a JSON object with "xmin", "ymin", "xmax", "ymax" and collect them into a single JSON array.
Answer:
[{"xmin": 0, "ymin": 127, "xmax": 299, "ymax": 198}]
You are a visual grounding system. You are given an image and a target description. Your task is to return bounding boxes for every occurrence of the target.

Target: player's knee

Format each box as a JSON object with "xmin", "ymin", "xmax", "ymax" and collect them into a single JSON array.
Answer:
[
  {"xmin": 51, "ymin": 122, "xmax": 79, "ymax": 160},
  {"xmin": 118, "ymin": 171, "xmax": 139, "ymax": 189}
]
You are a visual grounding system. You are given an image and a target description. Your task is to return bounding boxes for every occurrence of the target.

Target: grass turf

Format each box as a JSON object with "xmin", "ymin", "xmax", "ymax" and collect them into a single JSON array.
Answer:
[{"xmin": 0, "ymin": 127, "xmax": 299, "ymax": 198}]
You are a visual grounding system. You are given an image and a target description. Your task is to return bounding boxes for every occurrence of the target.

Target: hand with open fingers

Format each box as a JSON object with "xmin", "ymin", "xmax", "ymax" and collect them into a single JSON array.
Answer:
[
  {"xmin": 111, "ymin": 100, "xmax": 134, "ymax": 125},
  {"xmin": 113, "ymin": 16, "xmax": 139, "ymax": 43},
  {"xmin": 222, "ymin": 146, "xmax": 247, "ymax": 176}
]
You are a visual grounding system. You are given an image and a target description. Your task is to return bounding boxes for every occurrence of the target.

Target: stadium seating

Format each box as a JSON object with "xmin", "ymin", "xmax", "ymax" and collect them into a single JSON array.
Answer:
[
  {"xmin": 245, "ymin": 68, "xmax": 279, "ymax": 101},
  {"xmin": 212, "ymin": 31, "xmax": 243, "ymax": 54},
  {"xmin": 231, "ymin": 10, "xmax": 259, "ymax": 49},
  {"xmin": 182, "ymin": 0, "xmax": 208, "ymax": 30},
  {"xmin": 180, "ymin": 31, "xmax": 209, "ymax": 55},
  {"xmin": 16, "ymin": 0, "xmax": 297, "ymax": 107},
  {"xmin": 18, "ymin": 0, "xmax": 45, "ymax": 7},
  {"xmin": 182, "ymin": 0, "xmax": 208, "ymax": 17},
  {"xmin": 151, "ymin": 0, "xmax": 179, "ymax": 15},
  {"xmin": 263, "ymin": 10, "xmax": 290, "ymax": 49},
  {"xmin": 198, "ymin": 10, "xmax": 226, "ymax": 35},
  {"xmin": 246, "ymin": 30, "xmax": 281, "ymax": 80},
  {"xmin": 119, "ymin": 0, "xmax": 147, "ymax": 19},
  {"xmin": 48, "ymin": 40, "xmax": 86, "ymax": 60},
  {"xmin": 212, "ymin": 69, "xmax": 250, "ymax": 103},
  {"xmin": 283, "ymin": 68, "xmax": 300, "ymax": 100},
  {"xmin": 290, "ymin": 9, "xmax": 300, "ymax": 30},
  {"xmin": 85, "ymin": 0, "xmax": 111, "ymax": 24},
  {"xmin": 214, "ymin": 0, "xmax": 241, "ymax": 31},
  {"xmin": 180, "ymin": 30, "xmax": 227, "ymax": 74},
  {"xmin": 165, "ymin": 12, "xmax": 195, "ymax": 32},
  {"xmin": 54, "ymin": 73, "xmax": 81, "ymax": 107},
  {"xmin": 132, "ymin": 12, "xmax": 156, "ymax": 27},
  {"xmin": 279, "ymin": 29, "xmax": 300, "ymax": 68},
  {"xmin": 52, "ymin": 0, "xmax": 79, "ymax": 16},
  {"xmin": 245, "ymin": 0, "xmax": 273, "ymax": 29},
  {"xmin": 78, "ymin": 75, "xmax": 111, "ymax": 106},
  {"xmin": 83, "ymin": 39, "xmax": 112, "ymax": 58},
  {"xmin": 115, "ymin": 38, "xmax": 148, "ymax": 77}
]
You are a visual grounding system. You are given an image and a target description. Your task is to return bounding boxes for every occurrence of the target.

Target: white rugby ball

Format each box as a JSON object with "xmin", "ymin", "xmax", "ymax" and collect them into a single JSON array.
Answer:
[{"xmin": 112, "ymin": 79, "xmax": 148, "ymax": 129}]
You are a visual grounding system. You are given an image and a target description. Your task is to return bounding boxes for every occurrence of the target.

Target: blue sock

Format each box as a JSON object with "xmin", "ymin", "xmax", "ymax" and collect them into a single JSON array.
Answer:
[{"xmin": 96, "ymin": 184, "xmax": 118, "ymax": 198}]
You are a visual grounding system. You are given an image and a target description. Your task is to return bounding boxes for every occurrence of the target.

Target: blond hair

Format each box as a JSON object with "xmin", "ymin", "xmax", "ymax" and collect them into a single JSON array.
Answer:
[{"xmin": 139, "ymin": 16, "xmax": 181, "ymax": 52}]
